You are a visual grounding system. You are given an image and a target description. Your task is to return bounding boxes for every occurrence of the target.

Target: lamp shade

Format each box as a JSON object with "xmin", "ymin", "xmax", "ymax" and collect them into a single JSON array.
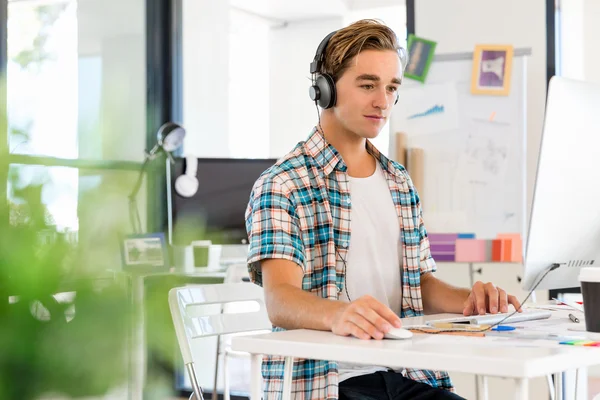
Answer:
[{"xmin": 157, "ymin": 122, "xmax": 186, "ymax": 152}]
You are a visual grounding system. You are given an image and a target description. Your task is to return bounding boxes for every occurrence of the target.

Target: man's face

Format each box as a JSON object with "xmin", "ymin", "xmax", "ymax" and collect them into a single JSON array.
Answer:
[{"xmin": 332, "ymin": 49, "xmax": 402, "ymax": 139}]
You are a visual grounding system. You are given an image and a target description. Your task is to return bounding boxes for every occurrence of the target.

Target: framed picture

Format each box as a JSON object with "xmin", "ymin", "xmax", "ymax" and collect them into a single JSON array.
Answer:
[
  {"xmin": 404, "ymin": 34, "xmax": 437, "ymax": 83},
  {"xmin": 471, "ymin": 44, "xmax": 514, "ymax": 96},
  {"xmin": 120, "ymin": 232, "xmax": 169, "ymax": 273}
]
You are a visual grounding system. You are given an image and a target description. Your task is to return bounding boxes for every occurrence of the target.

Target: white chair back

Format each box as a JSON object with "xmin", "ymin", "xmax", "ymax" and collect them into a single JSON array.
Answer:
[{"xmin": 169, "ymin": 283, "xmax": 271, "ymax": 365}]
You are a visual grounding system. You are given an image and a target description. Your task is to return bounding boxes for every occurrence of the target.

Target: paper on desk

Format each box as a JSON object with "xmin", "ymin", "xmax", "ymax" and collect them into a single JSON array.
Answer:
[
  {"xmin": 413, "ymin": 333, "xmax": 564, "ymax": 348},
  {"xmin": 552, "ymin": 298, "xmax": 584, "ymax": 312},
  {"xmin": 525, "ymin": 304, "xmax": 570, "ymax": 312},
  {"xmin": 512, "ymin": 317, "xmax": 571, "ymax": 330}
]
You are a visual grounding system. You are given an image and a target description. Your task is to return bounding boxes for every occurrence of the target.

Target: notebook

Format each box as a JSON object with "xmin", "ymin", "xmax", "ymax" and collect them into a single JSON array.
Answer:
[{"xmin": 400, "ymin": 309, "xmax": 552, "ymax": 327}]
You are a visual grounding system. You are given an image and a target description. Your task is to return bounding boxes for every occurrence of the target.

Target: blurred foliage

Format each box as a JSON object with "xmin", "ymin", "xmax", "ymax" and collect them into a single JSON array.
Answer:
[
  {"xmin": 12, "ymin": 3, "xmax": 68, "ymax": 69},
  {"xmin": 2, "ymin": 3, "xmax": 181, "ymax": 399},
  {"xmin": 0, "ymin": 161, "xmax": 178, "ymax": 400},
  {"xmin": 0, "ymin": 167, "xmax": 130, "ymax": 400}
]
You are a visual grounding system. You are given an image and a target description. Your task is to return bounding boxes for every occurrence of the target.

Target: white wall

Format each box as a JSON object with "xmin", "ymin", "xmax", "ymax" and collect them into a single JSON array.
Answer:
[
  {"xmin": 559, "ymin": 0, "xmax": 584, "ymax": 80},
  {"xmin": 415, "ymin": 0, "xmax": 547, "ymax": 217},
  {"xmin": 182, "ymin": 0, "xmax": 230, "ymax": 158},
  {"xmin": 269, "ymin": 18, "xmax": 343, "ymax": 157},
  {"xmin": 582, "ymin": 0, "xmax": 600, "ymax": 83}
]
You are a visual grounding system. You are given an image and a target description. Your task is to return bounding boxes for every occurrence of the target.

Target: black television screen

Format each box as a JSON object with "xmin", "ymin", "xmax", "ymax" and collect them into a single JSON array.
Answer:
[{"xmin": 169, "ymin": 158, "xmax": 277, "ymax": 245}]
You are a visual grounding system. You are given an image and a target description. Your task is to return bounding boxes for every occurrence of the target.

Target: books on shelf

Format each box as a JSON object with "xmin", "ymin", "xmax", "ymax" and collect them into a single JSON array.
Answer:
[{"xmin": 428, "ymin": 232, "xmax": 522, "ymax": 263}]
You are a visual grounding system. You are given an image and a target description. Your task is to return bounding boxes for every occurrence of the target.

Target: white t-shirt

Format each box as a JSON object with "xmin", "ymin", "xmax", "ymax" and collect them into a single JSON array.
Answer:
[{"xmin": 337, "ymin": 161, "xmax": 403, "ymax": 382}]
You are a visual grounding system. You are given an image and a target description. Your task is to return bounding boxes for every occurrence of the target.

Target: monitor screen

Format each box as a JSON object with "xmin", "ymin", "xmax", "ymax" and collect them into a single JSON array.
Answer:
[
  {"xmin": 169, "ymin": 157, "xmax": 277, "ymax": 245},
  {"xmin": 522, "ymin": 77, "xmax": 600, "ymax": 291}
]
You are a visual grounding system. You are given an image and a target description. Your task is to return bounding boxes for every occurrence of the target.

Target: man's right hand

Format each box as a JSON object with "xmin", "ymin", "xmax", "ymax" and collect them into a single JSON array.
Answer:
[{"xmin": 330, "ymin": 295, "xmax": 402, "ymax": 340}]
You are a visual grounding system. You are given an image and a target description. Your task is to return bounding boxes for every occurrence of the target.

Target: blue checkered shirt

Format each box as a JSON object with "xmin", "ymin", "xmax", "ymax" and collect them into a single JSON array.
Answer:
[{"xmin": 245, "ymin": 128, "xmax": 453, "ymax": 399}]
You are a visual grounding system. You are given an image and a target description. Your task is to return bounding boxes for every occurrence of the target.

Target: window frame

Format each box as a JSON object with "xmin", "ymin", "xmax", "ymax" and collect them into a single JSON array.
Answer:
[{"xmin": 0, "ymin": 0, "xmax": 180, "ymax": 233}]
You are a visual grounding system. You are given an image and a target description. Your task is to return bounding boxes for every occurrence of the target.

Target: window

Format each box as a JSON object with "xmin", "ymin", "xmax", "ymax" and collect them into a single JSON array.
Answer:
[
  {"xmin": 6, "ymin": 0, "xmax": 149, "ymax": 241},
  {"xmin": 8, "ymin": 1, "xmax": 78, "ymax": 158}
]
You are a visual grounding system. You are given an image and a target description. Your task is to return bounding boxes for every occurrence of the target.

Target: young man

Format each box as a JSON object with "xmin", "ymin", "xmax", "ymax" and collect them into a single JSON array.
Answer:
[{"xmin": 245, "ymin": 19, "xmax": 521, "ymax": 400}]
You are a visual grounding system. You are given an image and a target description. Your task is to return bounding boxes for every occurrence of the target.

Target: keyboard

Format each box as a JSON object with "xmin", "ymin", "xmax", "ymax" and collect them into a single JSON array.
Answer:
[{"xmin": 426, "ymin": 309, "xmax": 552, "ymax": 326}]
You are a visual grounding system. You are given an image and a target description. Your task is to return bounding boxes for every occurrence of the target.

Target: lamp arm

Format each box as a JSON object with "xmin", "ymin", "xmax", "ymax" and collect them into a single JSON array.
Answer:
[
  {"xmin": 128, "ymin": 156, "xmax": 152, "ymax": 233},
  {"xmin": 128, "ymin": 156, "xmax": 151, "ymax": 202}
]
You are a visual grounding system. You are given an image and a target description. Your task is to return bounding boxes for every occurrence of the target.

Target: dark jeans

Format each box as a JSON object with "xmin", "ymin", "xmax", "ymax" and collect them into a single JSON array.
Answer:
[{"xmin": 339, "ymin": 371, "xmax": 465, "ymax": 400}]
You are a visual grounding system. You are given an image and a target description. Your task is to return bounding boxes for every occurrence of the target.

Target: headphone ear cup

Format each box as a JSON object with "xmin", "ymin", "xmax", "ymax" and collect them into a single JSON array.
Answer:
[
  {"xmin": 174, "ymin": 156, "xmax": 199, "ymax": 198},
  {"xmin": 315, "ymin": 74, "xmax": 336, "ymax": 109},
  {"xmin": 175, "ymin": 175, "xmax": 199, "ymax": 198}
]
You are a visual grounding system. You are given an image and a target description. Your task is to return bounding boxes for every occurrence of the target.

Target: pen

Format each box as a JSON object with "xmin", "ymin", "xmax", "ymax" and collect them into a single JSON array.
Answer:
[
  {"xmin": 568, "ymin": 313, "xmax": 580, "ymax": 323},
  {"xmin": 491, "ymin": 325, "xmax": 516, "ymax": 331}
]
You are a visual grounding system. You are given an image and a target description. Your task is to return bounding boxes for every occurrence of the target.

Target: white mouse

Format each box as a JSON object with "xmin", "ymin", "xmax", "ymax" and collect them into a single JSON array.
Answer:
[{"xmin": 384, "ymin": 327, "xmax": 413, "ymax": 340}]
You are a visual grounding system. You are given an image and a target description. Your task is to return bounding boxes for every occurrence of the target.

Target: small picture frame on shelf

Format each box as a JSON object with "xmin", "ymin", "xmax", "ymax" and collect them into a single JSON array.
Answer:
[
  {"xmin": 471, "ymin": 44, "xmax": 514, "ymax": 96},
  {"xmin": 120, "ymin": 232, "xmax": 169, "ymax": 273}
]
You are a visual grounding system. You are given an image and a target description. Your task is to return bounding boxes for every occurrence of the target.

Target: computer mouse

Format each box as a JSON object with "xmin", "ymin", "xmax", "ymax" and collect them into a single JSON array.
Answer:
[{"xmin": 383, "ymin": 327, "xmax": 413, "ymax": 340}]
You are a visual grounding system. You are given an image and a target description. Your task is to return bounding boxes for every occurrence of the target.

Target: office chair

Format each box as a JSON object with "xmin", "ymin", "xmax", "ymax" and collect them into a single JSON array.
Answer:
[{"xmin": 168, "ymin": 282, "xmax": 271, "ymax": 400}]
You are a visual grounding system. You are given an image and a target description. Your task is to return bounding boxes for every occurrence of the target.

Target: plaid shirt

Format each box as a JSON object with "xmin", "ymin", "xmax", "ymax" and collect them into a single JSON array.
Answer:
[{"xmin": 245, "ymin": 128, "xmax": 453, "ymax": 399}]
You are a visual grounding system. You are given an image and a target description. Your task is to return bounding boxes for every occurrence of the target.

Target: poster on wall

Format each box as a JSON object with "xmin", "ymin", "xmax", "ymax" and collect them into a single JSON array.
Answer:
[
  {"xmin": 395, "ymin": 82, "xmax": 460, "ymax": 136},
  {"xmin": 471, "ymin": 44, "xmax": 514, "ymax": 96}
]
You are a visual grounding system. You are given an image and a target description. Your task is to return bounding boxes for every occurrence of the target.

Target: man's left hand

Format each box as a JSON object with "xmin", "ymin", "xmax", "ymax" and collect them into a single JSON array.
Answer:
[{"xmin": 463, "ymin": 281, "xmax": 522, "ymax": 316}]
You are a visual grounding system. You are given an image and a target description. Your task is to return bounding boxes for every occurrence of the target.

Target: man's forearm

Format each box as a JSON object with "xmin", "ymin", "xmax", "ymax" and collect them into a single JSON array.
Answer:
[
  {"xmin": 264, "ymin": 283, "xmax": 346, "ymax": 331},
  {"xmin": 421, "ymin": 272, "xmax": 470, "ymax": 314}
]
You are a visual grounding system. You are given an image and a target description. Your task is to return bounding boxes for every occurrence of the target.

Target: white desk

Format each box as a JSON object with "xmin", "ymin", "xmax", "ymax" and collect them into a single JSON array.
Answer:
[{"xmin": 232, "ymin": 313, "xmax": 600, "ymax": 400}]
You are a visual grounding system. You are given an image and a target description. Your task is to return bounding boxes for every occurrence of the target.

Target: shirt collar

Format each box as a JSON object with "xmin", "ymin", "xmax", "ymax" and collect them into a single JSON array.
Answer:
[{"xmin": 303, "ymin": 127, "xmax": 406, "ymax": 182}]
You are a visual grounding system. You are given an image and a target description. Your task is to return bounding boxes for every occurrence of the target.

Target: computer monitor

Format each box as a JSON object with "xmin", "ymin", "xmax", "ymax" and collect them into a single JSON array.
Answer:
[
  {"xmin": 167, "ymin": 157, "xmax": 277, "ymax": 245},
  {"xmin": 522, "ymin": 77, "xmax": 600, "ymax": 291}
]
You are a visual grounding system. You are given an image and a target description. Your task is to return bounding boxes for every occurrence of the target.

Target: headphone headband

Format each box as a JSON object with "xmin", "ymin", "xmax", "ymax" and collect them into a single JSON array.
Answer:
[{"xmin": 310, "ymin": 30, "xmax": 337, "ymax": 74}]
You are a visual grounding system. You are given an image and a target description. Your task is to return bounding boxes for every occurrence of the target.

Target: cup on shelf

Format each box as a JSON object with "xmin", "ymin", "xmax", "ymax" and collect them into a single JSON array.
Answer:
[{"xmin": 191, "ymin": 240, "xmax": 223, "ymax": 270}]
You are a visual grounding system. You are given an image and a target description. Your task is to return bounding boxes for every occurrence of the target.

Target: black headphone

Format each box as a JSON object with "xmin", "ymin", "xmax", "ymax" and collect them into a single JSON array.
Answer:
[
  {"xmin": 309, "ymin": 31, "xmax": 338, "ymax": 109},
  {"xmin": 308, "ymin": 30, "xmax": 400, "ymax": 109}
]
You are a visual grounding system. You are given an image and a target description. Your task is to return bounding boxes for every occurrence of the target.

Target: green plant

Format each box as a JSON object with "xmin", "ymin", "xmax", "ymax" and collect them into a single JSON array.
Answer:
[
  {"xmin": 0, "ymin": 171, "xmax": 130, "ymax": 400},
  {"xmin": 0, "ymin": 165, "xmax": 176, "ymax": 400}
]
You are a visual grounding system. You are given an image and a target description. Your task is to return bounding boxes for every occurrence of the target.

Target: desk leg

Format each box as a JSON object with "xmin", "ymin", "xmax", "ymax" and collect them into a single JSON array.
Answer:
[
  {"xmin": 282, "ymin": 356, "xmax": 294, "ymax": 400},
  {"xmin": 514, "ymin": 378, "xmax": 528, "ymax": 400},
  {"xmin": 554, "ymin": 372, "xmax": 563, "ymax": 400},
  {"xmin": 250, "ymin": 354, "xmax": 262, "ymax": 400},
  {"xmin": 574, "ymin": 368, "xmax": 587, "ymax": 400},
  {"xmin": 565, "ymin": 368, "xmax": 587, "ymax": 400},
  {"xmin": 476, "ymin": 376, "xmax": 489, "ymax": 400}
]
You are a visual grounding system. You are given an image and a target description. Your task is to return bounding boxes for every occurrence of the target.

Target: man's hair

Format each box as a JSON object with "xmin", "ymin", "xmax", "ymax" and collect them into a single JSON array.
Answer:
[{"xmin": 321, "ymin": 19, "xmax": 408, "ymax": 83}]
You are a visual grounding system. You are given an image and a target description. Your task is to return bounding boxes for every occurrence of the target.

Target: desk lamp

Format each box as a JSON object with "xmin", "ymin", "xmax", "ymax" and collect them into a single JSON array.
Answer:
[{"xmin": 128, "ymin": 122, "xmax": 186, "ymax": 233}]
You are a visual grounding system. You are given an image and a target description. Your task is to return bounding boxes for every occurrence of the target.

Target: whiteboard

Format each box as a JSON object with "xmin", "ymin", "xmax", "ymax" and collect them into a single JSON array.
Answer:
[{"xmin": 390, "ymin": 49, "xmax": 530, "ymax": 239}]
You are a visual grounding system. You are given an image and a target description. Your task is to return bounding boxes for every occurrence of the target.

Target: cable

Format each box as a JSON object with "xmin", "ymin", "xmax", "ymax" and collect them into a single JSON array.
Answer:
[
  {"xmin": 336, "ymin": 249, "xmax": 352, "ymax": 302},
  {"xmin": 314, "ymin": 90, "xmax": 352, "ymax": 302},
  {"xmin": 409, "ymin": 263, "xmax": 562, "ymax": 335}
]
